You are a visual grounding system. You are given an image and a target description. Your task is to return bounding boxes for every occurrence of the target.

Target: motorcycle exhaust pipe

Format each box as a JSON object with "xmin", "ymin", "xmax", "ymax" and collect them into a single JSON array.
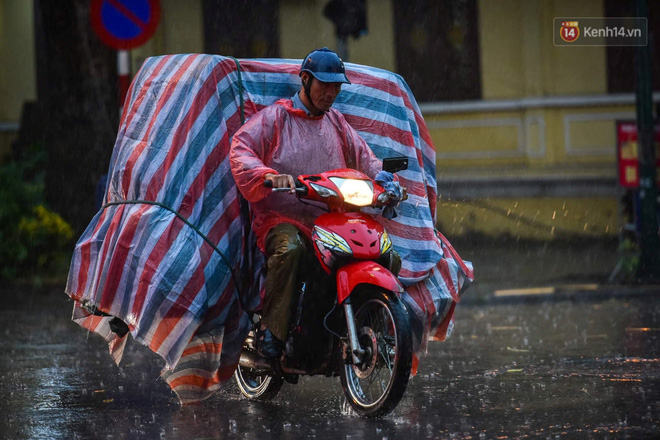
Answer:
[
  {"xmin": 239, "ymin": 351, "xmax": 309, "ymax": 376},
  {"xmin": 239, "ymin": 351, "xmax": 271, "ymax": 371}
]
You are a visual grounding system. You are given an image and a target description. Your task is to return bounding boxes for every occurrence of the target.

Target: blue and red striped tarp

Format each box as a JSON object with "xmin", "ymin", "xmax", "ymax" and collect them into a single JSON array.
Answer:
[{"xmin": 66, "ymin": 54, "xmax": 473, "ymax": 403}]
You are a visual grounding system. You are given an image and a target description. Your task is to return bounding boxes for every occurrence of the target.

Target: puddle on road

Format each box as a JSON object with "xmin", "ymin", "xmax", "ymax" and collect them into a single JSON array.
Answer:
[{"xmin": 1, "ymin": 289, "xmax": 658, "ymax": 439}]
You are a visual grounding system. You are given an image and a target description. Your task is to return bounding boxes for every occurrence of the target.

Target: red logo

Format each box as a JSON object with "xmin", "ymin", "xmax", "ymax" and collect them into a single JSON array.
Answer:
[{"xmin": 560, "ymin": 21, "xmax": 580, "ymax": 43}]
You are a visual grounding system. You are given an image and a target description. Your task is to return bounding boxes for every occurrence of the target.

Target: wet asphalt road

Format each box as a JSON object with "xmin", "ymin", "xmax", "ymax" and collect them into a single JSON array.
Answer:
[{"xmin": 1, "ymin": 284, "xmax": 659, "ymax": 439}]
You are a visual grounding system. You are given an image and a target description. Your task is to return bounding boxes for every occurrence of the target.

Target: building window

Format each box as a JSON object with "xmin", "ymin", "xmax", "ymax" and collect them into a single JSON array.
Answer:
[{"xmin": 393, "ymin": 0, "xmax": 481, "ymax": 102}]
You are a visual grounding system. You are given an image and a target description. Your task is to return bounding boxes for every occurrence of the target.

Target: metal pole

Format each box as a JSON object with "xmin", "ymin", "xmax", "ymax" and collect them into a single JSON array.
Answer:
[
  {"xmin": 118, "ymin": 50, "xmax": 131, "ymax": 114},
  {"xmin": 634, "ymin": 0, "xmax": 660, "ymax": 280},
  {"xmin": 336, "ymin": 36, "xmax": 349, "ymax": 62}
]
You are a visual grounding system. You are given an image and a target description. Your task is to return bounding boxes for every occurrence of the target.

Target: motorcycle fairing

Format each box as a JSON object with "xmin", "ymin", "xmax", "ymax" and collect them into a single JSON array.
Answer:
[
  {"xmin": 336, "ymin": 260, "xmax": 404, "ymax": 304},
  {"xmin": 315, "ymin": 212, "xmax": 385, "ymax": 260}
]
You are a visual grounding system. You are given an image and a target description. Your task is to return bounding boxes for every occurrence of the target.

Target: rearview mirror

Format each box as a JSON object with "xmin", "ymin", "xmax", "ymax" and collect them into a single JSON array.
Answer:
[{"xmin": 382, "ymin": 156, "xmax": 408, "ymax": 173}]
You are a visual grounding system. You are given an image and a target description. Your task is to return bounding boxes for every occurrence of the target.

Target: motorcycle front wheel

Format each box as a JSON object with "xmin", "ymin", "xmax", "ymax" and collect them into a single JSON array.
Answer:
[{"xmin": 340, "ymin": 289, "xmax": 413, "ymax": 417}]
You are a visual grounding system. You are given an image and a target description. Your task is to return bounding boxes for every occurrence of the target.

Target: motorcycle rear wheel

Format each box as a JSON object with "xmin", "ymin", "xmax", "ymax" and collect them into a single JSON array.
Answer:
[
  {"xmin": 340, "ymin": 289, "xmax": 413, "ymax": 417},
  {"xmin": 234, "ymin": 361, "xmax": 283, "ymax": 400}
]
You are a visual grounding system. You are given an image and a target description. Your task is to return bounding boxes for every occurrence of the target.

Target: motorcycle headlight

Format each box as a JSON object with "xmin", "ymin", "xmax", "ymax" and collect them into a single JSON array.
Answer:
[
  {"xmin": 380, "ymin": 230, "xmax": 393, "ymax": 255},
  {"xmin": 328, "ymin": 177, "xmax": 373, "ymax": 207}
]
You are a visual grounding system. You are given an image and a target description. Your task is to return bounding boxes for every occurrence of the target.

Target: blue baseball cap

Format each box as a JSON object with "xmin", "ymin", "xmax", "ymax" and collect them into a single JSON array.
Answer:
[{"xmin": 300, "ymin": 47, "xmax": 350, "ymax": 84}]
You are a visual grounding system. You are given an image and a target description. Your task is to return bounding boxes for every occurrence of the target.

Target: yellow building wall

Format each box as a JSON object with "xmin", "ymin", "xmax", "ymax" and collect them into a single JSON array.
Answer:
[
  {"xmin": 279, "ymin": 0, "xmax": 395, "ymax": 71},
  {"xmin": 429, "ymin": 111, "xmax": 529, "ymax": 168},
  {"xmin": 279, "ymin": 0, "xmax": 335, "ymax": 59},
  {"xmin": 130, "ymin": 0, "xmax": 395, "ymax": 74},
  {"xmin": 429, "ymin": 104, "xmax": 636, "ymax": 170},
  {"xmin": 546, "ymin": 0, "xmax": 608, "ymax": 96},
  {"xmin": 430, "ymin": 0, "xmax": 617, "ymax": 177},
  {"xmin": 478, "ymin": 0, "xmax": 525, "ymax": 99},
  {"xmin": 478, "ymin": 0, "xmax": 607, "ymax": 100},
  {"xmin": 0, "ymin": 0, "xmax": 625, "ymax": 238},
  {"xmin": 131, "ymin": 0, "xmax": 204, "ymax": 74},
  {"xmin": 157, "ymin": 0, "xmax": 204, "ymax": 55},
  {"xmin": 437, "ymin": 197, "xmax": 619, "ymax": 240},
  {"xmin": 346, "ymin": 0, "xmax": 395, "ymax": 72},
  {"xmin": 0, "ymin": 0, "xmax": 36, "ymax": 121},
  {"xmin": 431, "ymin": 0, "xmax": 629, "ymax": 173}
]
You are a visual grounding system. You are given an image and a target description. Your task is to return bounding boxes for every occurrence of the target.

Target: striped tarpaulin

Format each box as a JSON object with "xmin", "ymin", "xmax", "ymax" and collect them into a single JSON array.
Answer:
[{"xmin": 66, "ymin": 54, "xmax": 473, "ymax": 403}]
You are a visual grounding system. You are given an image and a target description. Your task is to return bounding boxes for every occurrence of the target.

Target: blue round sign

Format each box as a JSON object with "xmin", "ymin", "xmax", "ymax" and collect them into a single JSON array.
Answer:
[{"xmin": 91, "ymin": 0, "xmax": 161, "ymax": 50}]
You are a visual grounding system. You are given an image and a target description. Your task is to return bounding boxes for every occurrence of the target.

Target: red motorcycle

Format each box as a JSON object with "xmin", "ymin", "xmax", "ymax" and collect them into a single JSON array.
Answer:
[{"xmin": 234, "ymin": 157, "xmax": 413, "ymax": 417}]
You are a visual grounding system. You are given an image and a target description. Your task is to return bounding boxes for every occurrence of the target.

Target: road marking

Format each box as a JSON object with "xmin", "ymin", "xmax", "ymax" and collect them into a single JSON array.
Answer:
[
  {"xmin": 494, "ymin": 287, "xmax": 555, "ymax": 297},
  {"xmin": 494, "ymin": 284, "xmax": 600, "ymax": 298},
  {"xmin": 559, "ymin": 283, "xmax": 599, "ymax": 290}
]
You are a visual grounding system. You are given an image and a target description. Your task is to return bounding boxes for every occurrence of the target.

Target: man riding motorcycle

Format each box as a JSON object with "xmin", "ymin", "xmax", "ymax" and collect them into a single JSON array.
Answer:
[{"xmin": 229, "ymin": 47, "xmax": 401, "ymax": 357}]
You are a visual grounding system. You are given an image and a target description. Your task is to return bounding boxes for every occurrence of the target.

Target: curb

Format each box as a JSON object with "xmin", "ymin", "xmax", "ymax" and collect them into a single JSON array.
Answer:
[{"xmin": 483, "ymin": 283, "xmax": 660, "ymax": 304}]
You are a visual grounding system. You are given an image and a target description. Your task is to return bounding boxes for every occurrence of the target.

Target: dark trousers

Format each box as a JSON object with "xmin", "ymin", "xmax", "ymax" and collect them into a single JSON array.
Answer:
[
  {"xmin": 261, "ymin": 223, "xmax": 402, "ymax": 341},
  {"xmin": 262, "ymin": 223, "xmax": 307, "ymax": 341}
]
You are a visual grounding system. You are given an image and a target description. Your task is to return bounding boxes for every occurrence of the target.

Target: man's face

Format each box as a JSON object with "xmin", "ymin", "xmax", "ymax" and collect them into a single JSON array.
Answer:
[{"xmin": 305, "ymin": 74, "xmax": 342, "ymax": 113}]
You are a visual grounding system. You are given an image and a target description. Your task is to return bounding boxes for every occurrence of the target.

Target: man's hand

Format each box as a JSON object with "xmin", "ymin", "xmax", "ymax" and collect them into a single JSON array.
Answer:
[
  {"xmin": 376, "ymin": 171, "xmax": 405, "ymax": 201},
  {"xmin": 264, "ymin": 173, "xmax": 296, "ymax": 194}
]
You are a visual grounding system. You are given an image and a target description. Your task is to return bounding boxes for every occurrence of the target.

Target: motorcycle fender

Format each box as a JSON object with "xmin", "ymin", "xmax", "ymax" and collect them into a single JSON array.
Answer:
[{"xmin": 336, "ymin": 260, "xmax": 404, "ymax": 304}]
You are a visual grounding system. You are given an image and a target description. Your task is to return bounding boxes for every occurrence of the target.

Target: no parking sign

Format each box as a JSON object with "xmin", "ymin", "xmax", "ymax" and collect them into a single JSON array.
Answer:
[
  {"xmin": 90, "ymin": 0, "xmax": 161, "ymax": 50},
  {"xmin": 90, "ymin": 0, "xmax": 160, "ymax": 106}
]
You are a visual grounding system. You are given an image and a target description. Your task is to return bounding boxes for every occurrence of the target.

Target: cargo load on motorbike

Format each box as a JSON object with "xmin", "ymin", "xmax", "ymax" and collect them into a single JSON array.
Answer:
[{"xmin": 66, "ymin": 54, "xmax": 474, "ymax": 405}]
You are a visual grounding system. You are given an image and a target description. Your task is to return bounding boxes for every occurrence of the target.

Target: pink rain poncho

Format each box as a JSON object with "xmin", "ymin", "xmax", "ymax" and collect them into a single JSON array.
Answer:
[{"xmin": 230, "ymin": 98, "xmax": 383, "ymax": 250}]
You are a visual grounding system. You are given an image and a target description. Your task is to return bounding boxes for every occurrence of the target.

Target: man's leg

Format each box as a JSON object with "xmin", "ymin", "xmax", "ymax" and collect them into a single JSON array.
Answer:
[{"xmin": 262, "ymin": 223, "xmax": 307, "ymax": 342}]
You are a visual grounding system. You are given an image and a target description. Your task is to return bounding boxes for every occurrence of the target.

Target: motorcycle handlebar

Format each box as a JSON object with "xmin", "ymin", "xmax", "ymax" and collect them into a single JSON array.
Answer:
[
  {"xmin": 263, "ymin": 179, "xmax": 307, "ymax": 194},
  {"xmin": 271, "ymin": 187, "xmax": 307, "ymax": 193},
  {"xmin": 264, "ymin": 177, "xmax": 406, "ymax": 200}
]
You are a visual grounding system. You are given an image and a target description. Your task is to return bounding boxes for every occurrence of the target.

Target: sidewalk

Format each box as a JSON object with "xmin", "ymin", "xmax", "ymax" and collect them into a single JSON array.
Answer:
[{"xmin": 451, "ymin": 235, "xmax": 660, "ymax": 304}]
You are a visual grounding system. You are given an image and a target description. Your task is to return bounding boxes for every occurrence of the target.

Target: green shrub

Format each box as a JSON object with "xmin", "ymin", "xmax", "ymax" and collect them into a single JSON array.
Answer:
[
  {"xmin": 0, "ymin": 149, "xmax": 73, "ymax": 280},
  {"xmin": 18, "ymin": 205, "xmax": 73, "ymax": 272}
]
